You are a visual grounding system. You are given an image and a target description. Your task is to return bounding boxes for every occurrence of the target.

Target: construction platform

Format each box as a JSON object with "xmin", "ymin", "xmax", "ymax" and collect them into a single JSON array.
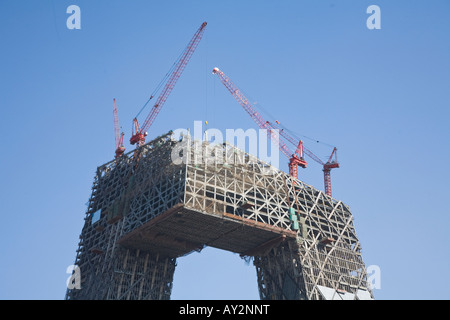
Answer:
[
  {"xmin": 118, "ymin": 203, "xmax": 297, "ymax": 257},
  {"xmin": 66, "ymin": 132, "xmax": 373, "ymax": 300}
]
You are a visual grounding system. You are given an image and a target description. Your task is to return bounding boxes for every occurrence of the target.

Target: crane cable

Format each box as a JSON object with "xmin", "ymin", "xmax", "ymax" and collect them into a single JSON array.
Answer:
[
  {"xmin": 134, "ymin": 45, "xmax": 186, "ymax": 120},
  {"xmin": 242, "ymin": 91, "xmax": 337, "ymax": 149}
]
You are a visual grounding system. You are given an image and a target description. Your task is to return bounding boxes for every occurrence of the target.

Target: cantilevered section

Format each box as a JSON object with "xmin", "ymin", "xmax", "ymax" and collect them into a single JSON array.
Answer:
[{"xmin": 118, "ymin": 204, "xmax": 296, "ymax": 257}]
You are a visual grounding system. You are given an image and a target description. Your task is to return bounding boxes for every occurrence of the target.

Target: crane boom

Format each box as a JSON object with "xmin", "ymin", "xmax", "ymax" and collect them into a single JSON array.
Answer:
[
  {"xmin": 113, "ymin": 98, "xmax": 125, "ymax": 158},
  {"xmin": 113, "ymin": 98, "xmax": 120, "ymax": 148},
  {"xmin": 130, "ymin": 22, "xmax": 207, "ymax": 147},
  {"xmin": 212, "ymin": 67, "xmax": 307, "ymax": 179},
  {"xmin": 213, "ymin": 67, "xmax": 339, "ymax": 195},
  {"xmin": 267, "ymin": 121, "xmax": 323, "ymax": 165},
  {"xmin": 212, "ymin": 68, "xmax": 292, "ymax": 158}
]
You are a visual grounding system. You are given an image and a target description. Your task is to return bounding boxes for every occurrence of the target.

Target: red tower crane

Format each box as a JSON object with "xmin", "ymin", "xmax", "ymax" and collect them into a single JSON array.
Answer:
[
  {"xmin": 268, "ymin": 120, "xmax": 339, "ymax": 197},
  {"xmin": 130, "ymin": 22, "xmax": 207, "ymax": 147},
  {"xmin": 212, "ymin": 67, "xmax": 307, "ymax": 179},
  {"xmin": 322, "ymin": 148, "xmax": 339, "ymax": 197},
  {"xmin": 113, "ymin": 98, "xmax": 125, "ymax": 158}
]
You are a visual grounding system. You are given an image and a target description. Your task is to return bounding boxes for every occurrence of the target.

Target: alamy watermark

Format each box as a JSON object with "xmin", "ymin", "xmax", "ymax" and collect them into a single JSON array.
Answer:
[
  {"xmin": 367, "ymin": 264, "xmax": 381, "ymax": 290},
  {"xmin": 66, "ymin": 265, "xmax": 81, "ymax": 290},
  {"xmin": 65, "ymin": 263, "xmax": 381, "ymax": 292},
  {"xmin": 170, "ymin": 121, "xmax": 280, "ymax": 175},
  {"xmin": 64, "ymin": 5, "xmax": 381, "ymax": 31},
  {"xmin": 66, "ymin": 5, "xmax": 81, "ymax": 30},
  {"xmin": 367, "ymin": 5, "xmax": 381, "ymax": 30}
]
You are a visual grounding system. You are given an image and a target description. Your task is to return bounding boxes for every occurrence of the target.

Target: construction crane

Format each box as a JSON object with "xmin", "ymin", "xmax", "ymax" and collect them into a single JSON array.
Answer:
[
  {"xmin": 212, "ymin": 67, "xmax": 307, "ymax": 179},
  {"xmin": 268, "ymin": 120, "xmax": 339, "ymax": 197},
  {"xmin": 212, "ymin": 67, "xmax": 339, "ymax": 196},
  {"xmin": 113, "ymin": 98, "xmax": 125, "ymax": 158},
  {"xmin": 129, "ymin": 21, "xmax": 207, "ymax": 147}
]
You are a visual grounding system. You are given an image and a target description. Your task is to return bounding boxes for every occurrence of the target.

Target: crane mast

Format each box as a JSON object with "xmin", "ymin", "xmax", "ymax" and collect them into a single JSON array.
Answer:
[
  {"xmin": 268, "ymin": 120, "xmax": 339, "ymax": 197},
  {"xmin": 322, "ymin": 147, "xmax": 339, "ymax": 197},
  {"xmin": 212, "ymin": 67, "xmax": 307, "ymax": 179},
  {"xmin": 130, "ymin": 22, "xmax": 207, "ymax": 147}
]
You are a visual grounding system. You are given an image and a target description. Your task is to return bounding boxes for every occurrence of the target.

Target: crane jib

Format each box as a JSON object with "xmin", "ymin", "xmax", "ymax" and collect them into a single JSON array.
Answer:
[
  {"xmin": 130, "ymin": 21, "xmax": 207, "ymax": 147},
  {"xmin": 212, "ymin": 67, "xmax": 339, "ymax": 196}
]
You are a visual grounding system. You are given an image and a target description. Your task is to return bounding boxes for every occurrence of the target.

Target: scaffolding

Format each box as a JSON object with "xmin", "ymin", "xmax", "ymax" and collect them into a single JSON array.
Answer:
[{"xmin": 66, "ymin": 132, "xmax": 373, "ymax": 300}]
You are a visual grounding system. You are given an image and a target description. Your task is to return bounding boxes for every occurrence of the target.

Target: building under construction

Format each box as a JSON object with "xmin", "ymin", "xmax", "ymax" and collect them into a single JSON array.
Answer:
[
  {"xmin": 66, "ymin": 20, "xmax": 373, "ymax": 300},
  {"xmin": 65, "ymin": 132, "xmax": 374, "ymax": 300}
]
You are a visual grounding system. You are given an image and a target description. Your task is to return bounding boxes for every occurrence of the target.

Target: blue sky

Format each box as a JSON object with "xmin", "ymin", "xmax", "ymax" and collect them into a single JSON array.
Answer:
[{"xmin": 0, "ymin": 0, "xmax": 449, "ymax": 300}]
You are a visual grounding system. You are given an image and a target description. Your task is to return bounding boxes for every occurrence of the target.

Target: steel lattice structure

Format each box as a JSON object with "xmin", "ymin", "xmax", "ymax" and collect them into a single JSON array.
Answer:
[{"xmin": 66, "ymin": 132, "xmax": 373, "ymax": 300}]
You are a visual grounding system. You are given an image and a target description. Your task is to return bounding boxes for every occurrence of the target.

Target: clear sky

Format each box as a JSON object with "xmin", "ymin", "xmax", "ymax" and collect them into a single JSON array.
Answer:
[{"xmin": 0, "ymin": 0, "xmax": 449, "ymax": 300}]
